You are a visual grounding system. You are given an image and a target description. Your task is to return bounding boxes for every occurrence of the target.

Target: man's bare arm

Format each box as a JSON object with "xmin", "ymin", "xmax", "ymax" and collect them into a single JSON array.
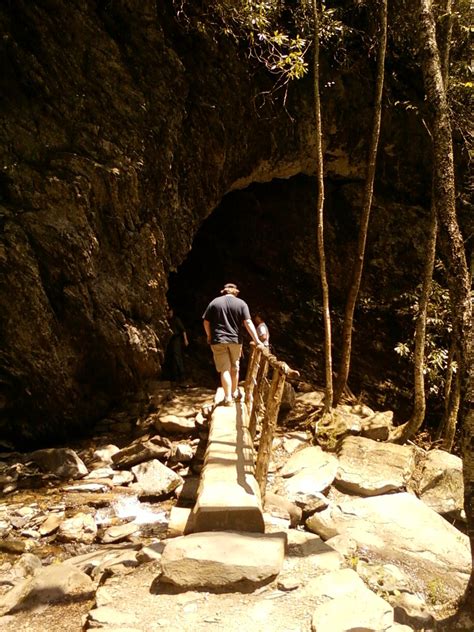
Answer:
[
  {"xmin": 203, "ymin": 319, "xmax": 211, "ymax": 344},
  {"xmin": 244, "ymin": 319, "xmax": 263, "ymax": 346}
]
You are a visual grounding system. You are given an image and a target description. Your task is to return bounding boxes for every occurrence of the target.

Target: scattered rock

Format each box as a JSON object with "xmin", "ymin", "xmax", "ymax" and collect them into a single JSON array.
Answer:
[
  {"xmin": 277, "ymin": 575, "xmax": 300, "ymax": 591},
  {"xmin": 87, "ymin": 605, "xmax": 138, "ymax": 627},
  {"xmin": 111, "ymin": 438, "xmax": 170, "ymax": 469},
  {"xmin": 101, "ymin": 522, "xmax": 140, "ymax": 544},
  {"xmin": 112, "ymin": 470, "xmax": 135, "ymax": 486},
  {"xmin": 0, "ymin": 562, "xmax": 94, "ymax": 615},
  {"xmin": 57, "ymin": 511, "xmax": 97, "ymax": 544},
  {"xmin": 391, "ymin": 591, "xmax": 436, "ymax": 628},
  {"xmin": 13, "ymin": 553, "xmax": 42, "ymax": 578},
  {"xmin": 39, "ymin": 512, "xmax": 64, "ymax": 536},
  {"xmin": 356, "ymin": 560, "xmax": 412, "ymax": 594},
  {"xmin": 131, "ymin": 459, "xmax": 183, "ymax": 497},
  {"xmin": 152, "ymin": 413, "xmax": 197, "ymax": 435},
  {"xmin": 295, "ymin": 390, "xmax": 325, "ymax": 405},
  {"xmin": 84, "ymin": 466, "xmax": 115, "ymax": 480},
  {"xmin": 136, "ymin": 541, "xmax": 165, "ymax": 564},
  {"xmin": 29, "ymin": 448, "xmax": 88, "ymax": 479},
  {"xmin": 171, "ymin": 442, "xmax": 194, "ymax": 463},
  {"xmin": 303, "ymin": 567, "xmax": 366, "ymax": 600}
]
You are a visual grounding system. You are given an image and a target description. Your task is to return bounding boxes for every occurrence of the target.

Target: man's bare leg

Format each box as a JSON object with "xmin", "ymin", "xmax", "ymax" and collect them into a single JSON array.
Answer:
[
  {"xmin": 231, "ymin": 366, "xmax": 239, "ymax": 398},
  {"xmin": 220, "ymin": 369, "xmax": 233, "ymax": 402}
]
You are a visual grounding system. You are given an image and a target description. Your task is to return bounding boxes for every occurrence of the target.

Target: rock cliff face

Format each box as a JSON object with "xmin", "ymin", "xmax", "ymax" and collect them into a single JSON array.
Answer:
[{"xmin": 0, "ymin": 1, "xmax": 439, "ymax": 443}]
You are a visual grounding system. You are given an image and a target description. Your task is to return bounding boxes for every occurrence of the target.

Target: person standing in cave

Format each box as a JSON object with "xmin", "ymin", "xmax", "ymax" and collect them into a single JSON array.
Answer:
[
  {"xmin": 166, "ymin": 307, "xmax": 189, "ymax": 383},
  {"xmin": 203, "ymin": 283, "xmax": 263, "ymax": 406},
  {"xmin": 254, "ymin": 313, "xmax": 270, "ymax": 349}
]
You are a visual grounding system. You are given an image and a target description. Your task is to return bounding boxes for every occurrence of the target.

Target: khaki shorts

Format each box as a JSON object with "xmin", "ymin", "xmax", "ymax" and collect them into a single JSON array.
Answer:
[{"xmin": 211, "ymin": 343, "xmax": 242, "ymax": 373}]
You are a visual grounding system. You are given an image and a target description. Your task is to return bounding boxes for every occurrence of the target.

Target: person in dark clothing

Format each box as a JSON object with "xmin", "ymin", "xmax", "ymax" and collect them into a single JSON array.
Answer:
[
  {"xmin": 166, "ymin": 308, "xmax": 189, "ymax": 382},
  {"xmin": 202, "ymin": 283, "xmax": 262, "ymax": 406}
]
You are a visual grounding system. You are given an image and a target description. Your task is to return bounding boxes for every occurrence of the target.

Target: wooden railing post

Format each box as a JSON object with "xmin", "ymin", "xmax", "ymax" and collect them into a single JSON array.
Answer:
[
  {"xmin": 244, "ymin": 344, "xmax": 261, "ymax": 419},
  {"xmin": 248, "ymin": 354, "xmax": 269, "ymax": 439},
  {"xmin": 255, "ymin": 367, "xmax": 287, "ymax": 500}
]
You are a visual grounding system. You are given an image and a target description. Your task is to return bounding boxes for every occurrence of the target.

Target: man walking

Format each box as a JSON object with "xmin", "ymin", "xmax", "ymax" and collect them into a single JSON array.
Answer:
[{"xmin": 203, "ymin": 283, "xmax": 263, "ymax": 406}]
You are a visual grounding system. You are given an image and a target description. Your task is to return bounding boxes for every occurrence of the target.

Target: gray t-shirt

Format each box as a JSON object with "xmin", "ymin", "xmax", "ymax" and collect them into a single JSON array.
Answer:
[{"xmin": 202, "ymin": 295, "xmax": 251, "ymax": 344}]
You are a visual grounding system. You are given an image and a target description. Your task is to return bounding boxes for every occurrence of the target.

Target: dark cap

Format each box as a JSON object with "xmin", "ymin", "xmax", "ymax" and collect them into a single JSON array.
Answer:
[{"xmin": 220, "ymin": 283, "xmax": 239, "ymax": 294}]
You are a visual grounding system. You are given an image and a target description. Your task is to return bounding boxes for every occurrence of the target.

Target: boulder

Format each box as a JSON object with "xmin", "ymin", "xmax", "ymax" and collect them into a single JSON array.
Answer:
[
  {"xmin": 92, "ymin": 444, "xmax": 121, "ymax": 464},
  {"xmin": 112, "ymin": 438, "xmax": 170, "ymax": 469},
  {"xmin": 306, "ymin": 492, "xmax": 471, "ymax": 600},
  {"xmin": 303, "ymin": 567, "xmax": 366, "ymax": 600},
  {"xmin": 264, "ymin": 492, "xmax": 302, "ymax": 527},
  {"xmin": 29, "ymin": 448, "xmax": 88, "ymax": 479},
  {"xmin": 131, "ymin": 459, "xmax": 183, "ymax": 496},
  {"xmin": 277, "ymin": 446, "xmax": 337, "ymax": 512},
  {"xmin": 282, "ymin": 431, "xmax": 308, "ymax": 454},
  {"xmin": 287, "ymin": 530, "xmax": 344, "ymax": 571},
  {"xmin": 311, "ymin": 587, "xmax": 394, "ymax": 632},
  {"xmin": 280, "ymin": 446, "xmax": 336, "ymax": 479},
  {"xmin": 87, "ymin": 606, "xmax": 138, "ymax": 628},
  {"xmin": 335, "ymin": 435, "xmax": 414, "ymax": 496},
  {"xmin": 360, "ymin": 410, "xmax": 394, "ymax": 441},
  {"xmin": 418, "ymin": 448, "xmax": 464, "ymax": 518}
]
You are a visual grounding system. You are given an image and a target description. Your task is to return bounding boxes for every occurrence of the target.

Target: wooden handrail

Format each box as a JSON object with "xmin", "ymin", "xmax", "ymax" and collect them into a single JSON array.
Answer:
[{"xmin": 243, "ymin": 342, "xmax": 299, "ymax": 501}]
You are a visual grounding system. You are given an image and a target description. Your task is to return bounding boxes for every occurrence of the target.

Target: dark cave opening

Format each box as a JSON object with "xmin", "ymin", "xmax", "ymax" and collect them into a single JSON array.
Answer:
[{"xmin": 166, "ymin": 174, "xmax": 415, "ymax": 421}]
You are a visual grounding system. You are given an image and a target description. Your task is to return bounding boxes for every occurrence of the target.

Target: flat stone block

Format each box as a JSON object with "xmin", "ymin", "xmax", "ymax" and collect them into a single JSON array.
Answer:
[
  {"xmin": 191, "ymin": 399, "xmax": 264, "ymax": 533},
  {"xmin": 160, "ymin": 531, "xmax": 287, "ymax": 588}
]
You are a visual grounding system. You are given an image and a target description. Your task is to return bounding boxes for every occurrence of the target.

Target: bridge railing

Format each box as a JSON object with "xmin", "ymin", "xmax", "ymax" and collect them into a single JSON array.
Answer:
[{"xmin": 244, "ymin": 343, "xmax": 299, "ymax": 500}]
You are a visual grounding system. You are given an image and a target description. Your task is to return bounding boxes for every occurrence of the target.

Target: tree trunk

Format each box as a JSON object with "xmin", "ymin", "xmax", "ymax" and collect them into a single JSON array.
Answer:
[
  {"xmin": 442, "ymin": 364, "xmax": 461, "ymax": 450},
  {"xmin": 419, "ymin": 0, "xmax": 471, "ymax": 377},
  {"xmin": 393, "ymin": 0, "xmax": 455, "ymax": 445},
  {"xmin": 437, "ymin": 340, "xmax": 459, "ymax": 447},
  {"xmin": 334, "ymin": 0, "xmax": 387, "ymax": 404},
  {"xmin": 418, "ymin": 0, "xmax": 473, "ymax": 618},
  {"xmin": 312, "ymin": 0, "xmax": 333, "ymax": 413},
  {"xmin": 438, "ymin": 0, "xmax": 453, "ymax": 88},
  {"xmin": 460, "ymin": 322, "xmax": 474, "ymax": 613},
  {"xmin": 391, "ymin": 206, "xmax": 437, "ymax": 443}
]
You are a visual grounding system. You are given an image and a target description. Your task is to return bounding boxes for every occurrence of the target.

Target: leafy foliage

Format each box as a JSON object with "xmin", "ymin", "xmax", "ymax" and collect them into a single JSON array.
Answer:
[
  {"xmin": 173, "ymin": 1, "xmax": 349, "ymax": 96},
  {"xmin": 394, "ymin": 272, "xmax": 456, "ymax": 396}
]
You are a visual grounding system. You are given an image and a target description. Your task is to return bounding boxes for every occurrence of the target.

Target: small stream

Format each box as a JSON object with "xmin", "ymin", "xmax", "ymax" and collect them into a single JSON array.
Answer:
[{"xmin": 0, "ymin": 382, "xmax": 214, "ymax": 581}]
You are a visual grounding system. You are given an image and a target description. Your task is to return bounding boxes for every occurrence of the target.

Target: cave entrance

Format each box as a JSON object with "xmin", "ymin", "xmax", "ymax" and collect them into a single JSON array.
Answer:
[
  {"xmin": 165, "ymin": 173, "xmax": 414, "ymax": 422},
  {"xmin": 166, "ymin": 174, "xmax": 321, "ymax": 387}
]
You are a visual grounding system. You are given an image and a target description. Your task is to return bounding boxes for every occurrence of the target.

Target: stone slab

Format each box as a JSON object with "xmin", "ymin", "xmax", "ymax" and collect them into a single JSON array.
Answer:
[
  {"xmin": 160, "ymin": 530, "xmax": 286, "ymax": 588},
  {"xmin": 191, "ymin": 391, "xmax": 264, "ymax": 533}
]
